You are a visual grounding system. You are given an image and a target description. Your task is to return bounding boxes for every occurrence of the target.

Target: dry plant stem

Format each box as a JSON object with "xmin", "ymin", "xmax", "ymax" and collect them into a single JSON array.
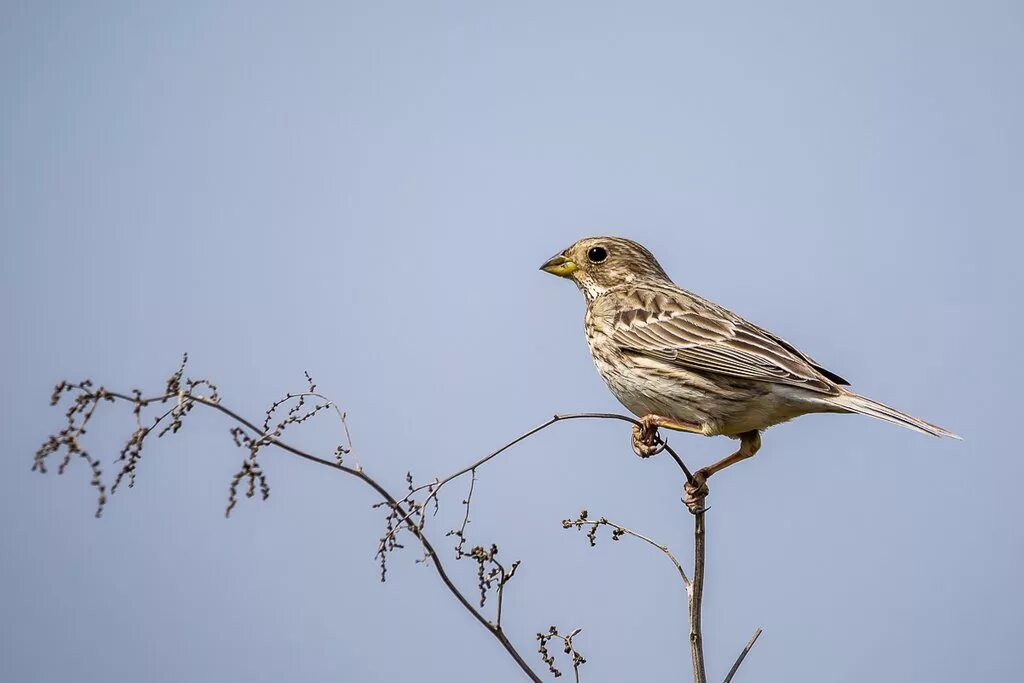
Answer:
[
  {"xmin": 723, "ymin": 628, "xmax": 762, "ymax": 683},
  {"xmin": 537, "ymin": 626, "xmax": 586, "ymax": 681},
  {"xmin": 569, "ymin": 517, "xmax": 690, "ymax": 587},
  {"xmin": 193, "ymin": 397, "xmax": 544, "ymax": 681},
  {"xmin": 380, "ymin": 412, "xmax": 695, "ymax": 551},
  {"xmin": 690, "ymin": 508, "xmax": 707, "ymax": 683},
  {"xmin": 77, "ymin": 389, "xmax": 543, "ymax": 683},
  {"xmin": 565, "ymin": 509, "xmax": 729, "ymax": 683},
  {"xmin": 258, "ymin": 390, "xmax": 363, "ymax": 470},
  {"xmin": 555, "ymin": 629, "xmax": 585, "ymax": 683}
]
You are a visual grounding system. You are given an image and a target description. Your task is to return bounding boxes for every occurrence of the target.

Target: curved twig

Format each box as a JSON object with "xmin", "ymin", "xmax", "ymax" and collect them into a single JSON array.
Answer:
[
  {"xmin": 54, "ymin": 387, "xmax": 544, "ymax": 682},
  {"xmin": 378, "ymin": 412, "xmax": 694, "ymax": 551},
  {"xmin": 563, "ymin": 513, "xmax": 690, "ymax": 587},
  {"xmin": 187, "ymin": 396, "xmax": 544, "ymax": 681}
]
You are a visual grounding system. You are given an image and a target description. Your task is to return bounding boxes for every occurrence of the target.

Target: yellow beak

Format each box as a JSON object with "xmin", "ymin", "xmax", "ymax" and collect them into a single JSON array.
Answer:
[{"xmin": 539, "ymin": 254, "xmax": 578, "ymax": 278}]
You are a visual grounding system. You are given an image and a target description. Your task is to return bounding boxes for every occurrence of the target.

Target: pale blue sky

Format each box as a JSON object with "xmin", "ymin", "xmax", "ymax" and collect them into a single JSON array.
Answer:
[{"xmin": 2, "ymin": 2, "xmax": 1022, "ymax": 681}]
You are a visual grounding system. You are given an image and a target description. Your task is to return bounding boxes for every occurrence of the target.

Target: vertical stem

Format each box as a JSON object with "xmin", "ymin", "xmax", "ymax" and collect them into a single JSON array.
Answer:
[
  {"xmin": 496, "ymin": 568, "xmax": 505, "ymax": 629},
  {"xmin": 689, "ymin": 508, "xmax": 707, "ymax": 683}
]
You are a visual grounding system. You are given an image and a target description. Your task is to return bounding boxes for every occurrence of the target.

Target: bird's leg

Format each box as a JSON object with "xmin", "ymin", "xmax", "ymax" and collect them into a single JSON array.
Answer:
[
  {"xmin": 700, "ymin": 430, "xmax": 762, "ymax": 479},
  {"xmin": 631, "ymin": 414, "xmax": 703, "ymax": 458},
  {"xmin": 683, "ymin": 430, "xmax": 761, "ymax": 513}
]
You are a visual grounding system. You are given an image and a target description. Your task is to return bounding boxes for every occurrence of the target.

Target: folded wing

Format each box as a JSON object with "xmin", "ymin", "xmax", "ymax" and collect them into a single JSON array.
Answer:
[{"xmin": 611, "ymin": 290, "xmax": 844, "ymax": 395}]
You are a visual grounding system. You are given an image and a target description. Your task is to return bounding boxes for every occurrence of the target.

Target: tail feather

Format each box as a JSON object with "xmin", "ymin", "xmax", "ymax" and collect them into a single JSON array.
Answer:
[{"xmin": 828, "ymin": 392, "xmax": 961, "ymax": 439}]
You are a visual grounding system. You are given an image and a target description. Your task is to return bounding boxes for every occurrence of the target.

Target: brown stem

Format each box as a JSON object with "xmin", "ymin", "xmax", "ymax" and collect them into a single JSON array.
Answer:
[
  {"xmin": 689, "ymin": 508, "xmax": 707, "ymax": 683},
  {"xmin": 569, "ymin": 517, "xmax": 690, "ymax": 587},
  {"xmin": 199, "ymin": 397, "xmax": 543, "ymax": 681},
  {"xmin": 380, "ymin": 412, "xmax": 693, "ymax": 551}
]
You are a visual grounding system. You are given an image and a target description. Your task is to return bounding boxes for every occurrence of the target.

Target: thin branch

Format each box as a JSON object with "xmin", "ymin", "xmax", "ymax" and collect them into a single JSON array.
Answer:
[
  {"xmin": 448, "ymin": 467, "xmax": 477, "ymax": 559},
  {"xmin": 562, "ymin": 511, "xmax": 690, "ymax": 587},
  {"xmin": 187, "ymin": 395, "xmax": 544, "ymax": 681},
  {"xmin": 379, "ymin": 412, "xmax": 694, "ymax": 551},
  {"xmin": 254, "ymin": 389, "xmax": 361, "ymax": 469},
  {"xmin": 285, "ymin": 402, "xmax": 711, "ymax": 683},
  {"xmin": 444, "ymin": 470, "xmax": 521, "ymax": 630},
  {"xmin": 723, "ymin": 627, "xmax": 762, "ymax": 683}
]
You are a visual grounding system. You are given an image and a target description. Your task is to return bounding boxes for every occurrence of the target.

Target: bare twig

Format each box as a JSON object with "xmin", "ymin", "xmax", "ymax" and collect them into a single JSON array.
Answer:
[
  {"xmin": 378, "ymin": 412, "xmax": 694, "ymax": 553},
  {"xmin": 723, "ymin": 627, "xmax": 762, "ymax": 683},
  {"xmin": 460, "ymin": 542, "xmax": 520, "ymax": 629},
  {"xmin": 562, "ymin": 511, "xmax": 690, "ymax": 587},
  {"xmin": 442, "ymin": 470, "xmax": 523, "ymax": 630},
  {"xmin": 182, "ymin": 395, "xmax": 544, "ymax": 681},
  {"xmin": 564, "ymin": 506, "xmax": 716, "ymax": 682},
  {"xmin": 447, "ymin": 468, "xmax": 477, "ymax": 559}
]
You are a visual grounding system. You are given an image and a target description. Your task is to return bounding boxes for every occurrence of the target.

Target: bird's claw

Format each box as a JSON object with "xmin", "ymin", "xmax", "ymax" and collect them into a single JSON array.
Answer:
[
  {"xmin": 631, "ymin": 416, "xmax": 666, "ymax": 458},
  {"xmin": 683, "ymin": 468, "xmax": 710, "ymax": 514}
]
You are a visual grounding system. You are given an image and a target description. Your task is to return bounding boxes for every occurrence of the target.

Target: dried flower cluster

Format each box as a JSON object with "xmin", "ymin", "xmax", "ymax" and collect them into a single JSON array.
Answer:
[
  {"xmin": 536, "ymin": 626, "xmax": 586, "ymax": 681},
  {"xmin": 34, "ymin": 379, "xmax": 111, "ymax": 517},
  {"xmin": 562, "ymin": 510, "xmax": 626, "ymax": 546}
]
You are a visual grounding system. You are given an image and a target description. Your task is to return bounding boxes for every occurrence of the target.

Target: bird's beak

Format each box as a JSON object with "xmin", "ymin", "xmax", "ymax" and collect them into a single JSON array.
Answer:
[{"xmin": 539, "ymin": 254, "xmax": 578, "ymax": 278}]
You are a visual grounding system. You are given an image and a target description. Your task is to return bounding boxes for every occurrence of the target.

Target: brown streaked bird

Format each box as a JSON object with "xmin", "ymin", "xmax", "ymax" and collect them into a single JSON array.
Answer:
[{"xmin": 540, "ymin": 237, "xmax": 959, "ymax": 509}]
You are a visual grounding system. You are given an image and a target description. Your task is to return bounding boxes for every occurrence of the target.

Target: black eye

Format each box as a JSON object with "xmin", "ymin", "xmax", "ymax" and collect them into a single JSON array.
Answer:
[{"xmin": 587, "ymin": 246, "xmax": 608, "ymax": 263}]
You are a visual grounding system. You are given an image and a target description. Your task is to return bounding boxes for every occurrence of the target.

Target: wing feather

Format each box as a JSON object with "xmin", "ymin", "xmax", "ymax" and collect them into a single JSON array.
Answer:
[{"xmin": 611, "ymin": 290, "xmax": 841, "ymax": 393}]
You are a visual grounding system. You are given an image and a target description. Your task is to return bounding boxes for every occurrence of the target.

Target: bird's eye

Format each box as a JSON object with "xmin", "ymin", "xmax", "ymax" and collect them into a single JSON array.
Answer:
[{"xmin": 587, "ymin": 246, "xmax": 608, "ymax": 263}]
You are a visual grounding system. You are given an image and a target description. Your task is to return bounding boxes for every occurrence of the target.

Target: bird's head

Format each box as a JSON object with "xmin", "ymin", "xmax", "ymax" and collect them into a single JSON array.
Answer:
[{"xmin": 540, "ymin": 237, "xmax": 671, "ymax": 301}]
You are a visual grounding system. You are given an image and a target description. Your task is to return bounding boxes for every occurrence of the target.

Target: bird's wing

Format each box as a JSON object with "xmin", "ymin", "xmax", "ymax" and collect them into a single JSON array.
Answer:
[
  {"xmin": 741, "ymin": 319, "xmax": 850, "ymax": 386},
  {"xmin": 610, "ymin": 288, "xmax": 842, "ymax": 394}
]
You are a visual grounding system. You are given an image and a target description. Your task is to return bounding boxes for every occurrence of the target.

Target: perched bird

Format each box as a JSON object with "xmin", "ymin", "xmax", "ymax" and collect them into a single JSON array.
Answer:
[{"xmin": 540, "ymin": 237, "xmax": 958, "ymax": 508}]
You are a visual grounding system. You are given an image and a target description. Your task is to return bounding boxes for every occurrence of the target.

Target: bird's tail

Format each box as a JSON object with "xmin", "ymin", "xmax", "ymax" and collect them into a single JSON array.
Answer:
[{"xmin": 826, "ymin": 392, "xmax": 961, "ymax": 439}]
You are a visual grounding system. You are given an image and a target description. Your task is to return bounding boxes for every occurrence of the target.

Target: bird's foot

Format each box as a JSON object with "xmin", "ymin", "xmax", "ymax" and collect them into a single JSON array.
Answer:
[
  {"xmin": 683, "ymin": 468, "xmax": 710, "ymax": 514},
  {"xmin": 631, "ymin": 415, "xmax": 667, "ymax": 458}
]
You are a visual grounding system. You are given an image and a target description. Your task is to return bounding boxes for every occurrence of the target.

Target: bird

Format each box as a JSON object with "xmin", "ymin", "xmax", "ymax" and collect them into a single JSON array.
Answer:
[{"xmin": 540, "ymin": 236, "xmax": 958, "ymax": 509}]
